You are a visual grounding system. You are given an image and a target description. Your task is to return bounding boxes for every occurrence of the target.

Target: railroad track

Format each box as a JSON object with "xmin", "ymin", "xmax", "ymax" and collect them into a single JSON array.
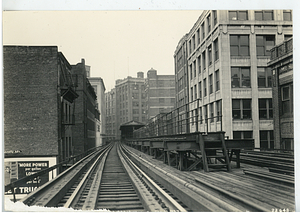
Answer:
[
  {"xmin": 122, "ymin": 144, "xmax": 295, "ymax": 212},
  {"xmin": 21, "ymin": 142, "xmax": 187, "ymax": 211},
  {"xmin": 235, "ymin": 150, "xmax": 294, "ymax": 175}
]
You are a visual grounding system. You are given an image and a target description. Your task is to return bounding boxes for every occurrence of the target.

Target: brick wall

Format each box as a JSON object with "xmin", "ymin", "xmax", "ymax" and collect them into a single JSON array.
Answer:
[{"xmin": 4, "ymin": 46, "xmax": 59, "ymax": 156}]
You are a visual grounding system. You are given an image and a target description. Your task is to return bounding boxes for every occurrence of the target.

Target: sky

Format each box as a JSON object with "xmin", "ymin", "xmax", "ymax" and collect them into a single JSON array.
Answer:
[
  {"xmin": 3, "ymin": 10, "xmax": 202, "ymax": 91},
  {"xmin": 3, "ymin": 0, "xmax": 299, "ymax": 92}
]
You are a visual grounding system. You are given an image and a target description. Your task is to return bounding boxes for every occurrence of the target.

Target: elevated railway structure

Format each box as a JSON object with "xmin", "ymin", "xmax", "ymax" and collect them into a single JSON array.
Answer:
[{"xmin": 5, "ymin": 141, "xmax": 295, "ymax": 211}]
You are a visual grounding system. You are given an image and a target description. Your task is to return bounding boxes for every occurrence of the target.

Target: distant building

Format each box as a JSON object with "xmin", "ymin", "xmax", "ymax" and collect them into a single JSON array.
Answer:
[
  {"xmin": 72, "ymin": 59, "xmax": 98, "ymax": 153},
  {"xmin": 3, "ymin": 46, "xmax": 79, "ymax": 198},
  {"xmin": 105, "ymin": 88, "xmax": 116, "ymax": 141},
  {"xmin": 174, "ymin": 10, "xmax": 292, "ymax": 149},
  {"xmin": 145, "ymin": 68, "xmax": 175, "ymax": 120},
  {"xmin": 115, "ymin": 72, "xmax": 146, "ymax": 138},
  {"xmin": 88, "ymin": 75, "xmax": 106, "ymax": 147},
  {"xmin": 268, "ymin": 37, "xmax": 293, "ymax": 150}
]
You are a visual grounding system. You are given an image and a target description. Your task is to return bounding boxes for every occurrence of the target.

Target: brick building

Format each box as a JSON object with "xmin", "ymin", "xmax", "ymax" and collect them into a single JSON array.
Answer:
[
  {"xmin": 145, "ymin": 68, "xmax": 175, "ymax": 119},
  {"xmin": 268, "ymin": 38, "xmax": 293, "ymax": 150},
  {"xmin": 71, "ymin": 59, "xmax": 98, "ymax": 153},
  {"xmin": 174, "ymin": 10, "xmax": 292, "ymax": 149},
  {"xmin": 3, "ymin": 46, "xmax": 78, "ymax": 197}
]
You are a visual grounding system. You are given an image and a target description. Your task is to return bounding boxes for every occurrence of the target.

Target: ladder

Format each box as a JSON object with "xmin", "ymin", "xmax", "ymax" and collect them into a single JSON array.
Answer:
[{"xmin": 198, "ymin": 132, "xmax": 231, "ymax": 172}]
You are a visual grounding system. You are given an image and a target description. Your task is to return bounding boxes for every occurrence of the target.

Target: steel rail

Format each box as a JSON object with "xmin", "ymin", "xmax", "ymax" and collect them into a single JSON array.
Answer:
[
  {"xmin": 121, "ymin": 144, "xmax": 241, "ymax": 212},
  {"xmin": 20, "ymin": 143, "xmax": 111, "ymax": 207},
  {"xmin": 193, "ymin": 176, "xmax": 270, "ymax": 212},
  {"xmin": 63, "ymin": 144, "xmax": 113, "ymax": 208},
  {"xmin": 119, "ymin": 144, "xmax": 187, "ymax": 212}
]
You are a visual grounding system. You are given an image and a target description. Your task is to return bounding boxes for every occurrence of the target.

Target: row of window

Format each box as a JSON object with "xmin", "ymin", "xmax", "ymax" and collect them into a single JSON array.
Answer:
[
  {"xmin": 229, "ymin": 10, "xmax": 292, "ymax": 21},
  {"xmin": 231, "ymin": 67, "xmax": 272, "ymax": 88},
  {"xmin": 189, "ymin": 35, "xmax": 281, "ymax": 80},
  {"xmin": 233, "ymin": 130, "xmax": 274, "ymax": 150},
  {"xmin": 232, "ymin": 98, "xmax": 273, "ymax": 120},
  {"xmin": 189, "ymin": 39, "xmax": 219, "ymax": 79},
  {"xmin": 190, "ymin": 70, "xmax": 220, "ymax": 101},
  {"xmin": 190, "ymin": 98, "xmax": 273, "ymax": 121},
  {"xmin": 189, "ymin": 10, "xmax": 218, "ymax": 54},
  {"xmin": 188, "ymin": 10, "xmax": 292, "ymax": 56}
]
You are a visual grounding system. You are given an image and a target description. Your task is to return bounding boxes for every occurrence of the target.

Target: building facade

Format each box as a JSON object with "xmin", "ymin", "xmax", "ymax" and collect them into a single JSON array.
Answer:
[
  {"xmin": 71, "ymin": 59, "xmax": 98, "ymax": 153},
  {"xmin": 115, "ymin": 72, "xmax": 146, "ymax": 138},
  {"xmin": 268, "ymin": 37, "xmax": 293, "ymax": 150},
  {"xmin": 174, "ymin": 10, "xmax": 292, "ymax": 149},
  {"xmin": 105, "ymin": 88, "xmax": 116, "ymax": 141},
  {"xmin": 88, "ymin": 76, "xmax": 106, "ymax": 147},
  {"xmin": 145, "ymin": 68, "xmax": 176, "ymax": 120},
  {"xmin": 3, "ymin": 46, "xmax": 79, "ymax": 198}
]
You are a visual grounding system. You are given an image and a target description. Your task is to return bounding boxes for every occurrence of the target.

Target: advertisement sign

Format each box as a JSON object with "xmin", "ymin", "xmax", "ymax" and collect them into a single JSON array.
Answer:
[{"xmin": 4, "ymin": 157, "xmax": 57, "ymax": 197}]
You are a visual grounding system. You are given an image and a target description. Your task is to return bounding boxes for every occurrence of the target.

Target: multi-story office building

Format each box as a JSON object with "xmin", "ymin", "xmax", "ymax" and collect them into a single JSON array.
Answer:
[
  {"xmin": 105, "ymin": 88, "xmax": 116, "ymax": 141},
  {"xmin": 115, "ymin": 72, "xmax": 146, "ymax": 138},
  {"xmin": 88, "ymin": 73, "xmax": 106, "ymax": 147},
  {"xmin": 145, "ymin": 68, "xmax": 175, "ymax": 120},
  {"xmin": 268, "ymin": 37, "xmax": 293, "ymax": 150},
  {"xmin": 175, "ymin": 10, "xmax": 292, "ymax": 149}
]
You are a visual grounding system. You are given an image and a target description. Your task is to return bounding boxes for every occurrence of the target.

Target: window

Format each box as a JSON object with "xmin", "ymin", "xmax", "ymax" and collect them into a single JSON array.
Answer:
[
  {"xmin": 190, "ymin": 64, "xmax": 193, "ymax": 80},
  {"xmin": 203, "ymin": 78, "xmax": 207, "ymax": 97},
  {"xmin": 209, "ymin": 74, "xmax": 213, "ymax": 94},
  {"xmin": 199, "ymin": 107, "xmax": 203, "ymax": 124},
  {"xmin": 193, "ymin": 61, "xmax": 196, "ymax": 78},
  {"xmin": 204, "ymin": 105, "xmax": 208, "ymax": 120},
  {"xmin": 281, "ymin": 138, "xmax": 293, "ymax": 150},
  {"xmin": 230, "ymin": 35, "xmax": 249, "ymax": 56},
  {"xmin": 233, "ymin": 131, "xmax": 252, "ymax": 139},
  {"xmin": 214, "ymin": 39, "xmax": 219, "ymax": 61},
  {"xmin": 216, "ymin": 100, "xmax": 222, "ymax": 121},
  {"xmin": 213, "ymin": 10, "xmax": 217, "ymax": 26},
  {"xmin": 202, "ymin": 51, "xmax": 206, "ymax": 71},
  {"xmin": 197, "ymin": 29, "xmax": 200, "ymax": 45},
  {"xmin": 208, "ymin": 45, "xmax": 212, "ymax": 65},
  {"xmin": 282, "ymin": 84, "xmax": 293, "ymax": 115},
  {"xmin": 256, "ymin": 35, "xmax": 275, "ymax": 56},
  {"xmin": 283, "ymin": 10, "xmax": 292, "ymax": 21},
  {"xmin": 198, "ymin": 56, "xmax": 201, "ymax": 74},
  {"xmin": 199, "ymin": 81, "xmax": 202, "ymax": 99},
  {"xmin": 191, "ymin": 87, "xmax": 193, "ymax": 101},
  {"xmin": 159, "ymin": 98, "xmax": 165, "ymax": 103},
  {"xmin": 194, "ymin": 85, "xmax": 197, "ymax": 100},
  {"xmin": 260, "ymin": 130, "xmax": 274, "ymax": 150},
  {"xmin": 259, "ymin": 99, "xmax": 273, "ymax": 119},
  {"xmin": 232, "ymin": 99, "xmax": 252, "ymax": 119},
  {"xmin": 215, "ymin": 70, "xmax": 220, "ymax": 91},
  {"xmin": 231, "ymin": 67, "xmax": 251, "ymax": 88},
  {"xmin": 193, "ymin": 35, "xmax": 195, "ymax": 50},
  {"xmin": 201, "ymin": 22, "xmax": 205, "ymax": 40},
  {"xmin": 284, "ymin": 35, "xmax": 292, "ymax": 41},
  {"xmin": 229, "ymin": 10, "xmax": 248, "ymax": 20},
  {"xmin": 189, "ymin": 40, "xmax": 192, "ymax": 54},
  {"xmin": 255, "ymin": 10, "xmax": 274, "ymax": 20},
  {"xmin": 257, "ymin": 67, "xmax": 272, "ymax": 87},
  {"xmin": 210, "ymin": 103, "xmax": 214, "ymax": 122},
  {"xmin": 132, "ymin": 93, "xmax": 139, "ymax": 99},
  {"xmin": 207, "ymin": 14, "xmax": 211, "ymax": 32}
]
